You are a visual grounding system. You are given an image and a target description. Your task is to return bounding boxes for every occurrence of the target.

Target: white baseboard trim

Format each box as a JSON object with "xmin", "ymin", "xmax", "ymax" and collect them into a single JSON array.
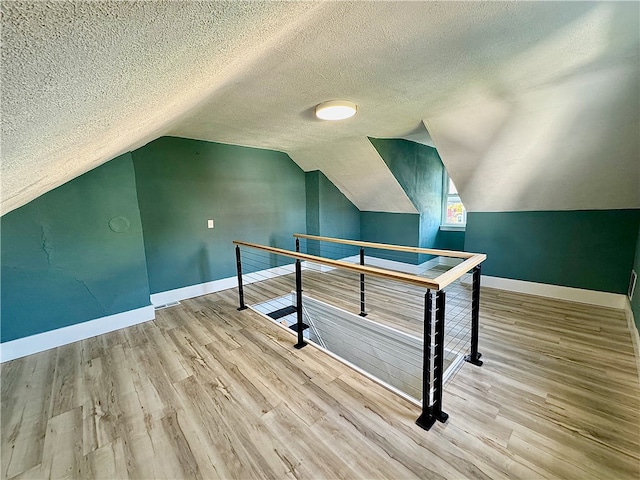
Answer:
[
  {"xmin": 1, "ymin": 305, "xmax": 155, "ymax": 363},
  {"xmin": 481, "ymin": 275, "xmax": 627, "ymax": 309},
  {"xmin": 1, "ymin": 262, "xmax": 301, "ymax": 363},
  {"xmin": 151, "ymin": 276, "xmax": 239, "ymax": 307},
  {"xmin": 624, "ymin": 299, "xmax": 640, "ymax": 386},
  {"xmin": 150, "ymin": 264, "xmax": 298, "ymax": 307},
  {"xmin": 150, "ymin": 254, "xmax": 460, "ymax": 308},
  {"xmin": 302, "ymin": 260, "xmax": 344, "ymax": 273},
  {"xmin": 302, "ymin": 255, "xmax": 428, "ymax": 273},
  {"xmin": 364, "ymin": 256, "xmax": 421, "ymax": 274},
  {"xmin": 339, "ymin": 255, "xmax": 461, "ymax": 275}
]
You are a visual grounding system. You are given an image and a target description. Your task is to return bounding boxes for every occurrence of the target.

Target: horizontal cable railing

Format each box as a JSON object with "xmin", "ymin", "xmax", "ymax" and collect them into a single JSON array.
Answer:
[
  {"xmin": 292, "ymin": 233, "xmax": 486, "ymax": 290},
  {"xmin": 293, "ymin": 233, "xmax": 478, "ymax": 258},
  {"xmin": 234, "ymin": 240, "xmax": 443, "ymax": 289},
  {"xmin": 294, "ymin": 234, "xmax": 485, "ymax": 369},
  {"xmin": 233, "ymin": 236, "xmax": 486, "ymax": 431}
]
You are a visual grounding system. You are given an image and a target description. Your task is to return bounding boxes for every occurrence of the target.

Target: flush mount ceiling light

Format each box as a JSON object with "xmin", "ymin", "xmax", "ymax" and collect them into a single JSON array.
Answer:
[{"xmin": 315, "ymin": 100, "xmax": 357, "ymax": 120}]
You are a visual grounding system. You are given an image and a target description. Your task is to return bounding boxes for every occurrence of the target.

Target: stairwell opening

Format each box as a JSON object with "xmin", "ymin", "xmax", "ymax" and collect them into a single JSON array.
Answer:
[{"xmin": 252, "ymin": 293, "xmax": 466, "ymax": 404}]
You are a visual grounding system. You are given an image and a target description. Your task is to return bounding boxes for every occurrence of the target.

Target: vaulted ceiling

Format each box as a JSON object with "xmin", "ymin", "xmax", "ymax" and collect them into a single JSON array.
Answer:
[{"xmin": 2, "ymin": 1, "xmax": 638, "ymax": 216}]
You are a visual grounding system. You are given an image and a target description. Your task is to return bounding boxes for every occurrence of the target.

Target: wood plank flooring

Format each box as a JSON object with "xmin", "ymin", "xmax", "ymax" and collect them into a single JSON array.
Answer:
[{"xmin": 1, "ymin": 281, "xmax": 639, "ymax": 479}]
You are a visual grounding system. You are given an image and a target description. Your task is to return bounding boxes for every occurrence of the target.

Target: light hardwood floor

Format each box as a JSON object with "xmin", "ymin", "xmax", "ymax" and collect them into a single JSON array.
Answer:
[{"xmin": 1, "ymin": 279, "xmax": 639, "ymax": 479}]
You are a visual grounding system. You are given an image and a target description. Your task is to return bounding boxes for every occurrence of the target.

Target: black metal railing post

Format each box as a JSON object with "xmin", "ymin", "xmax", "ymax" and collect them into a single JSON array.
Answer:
[
  {"xmin": 465, "ymin": 265, "xmax": 483, "ymax": 366},
  {"xmin": 416, "ymin": 290, "xmax": 435, "ymax": 430},
  {"xmin": 295, "ymin": 238, "xmax": 300, "ymax": 252},
  {"xmin": 431, "ymin": 290, "xmax": 449, "ymax": 423},
  {"xmin": 235, "ymin": 245, "xmax": 248, "ymax": 311},
  {"xmin": 359, "ymin": 247, "xmax": 367, "ymax": 317},
  {"xmin": 294, "ymin": 258, "xmax": 307, "ymax": 349}
]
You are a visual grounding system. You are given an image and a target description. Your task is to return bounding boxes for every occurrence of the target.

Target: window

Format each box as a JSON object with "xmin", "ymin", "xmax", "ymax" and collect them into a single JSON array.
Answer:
[{"xmin": 442, "ymin": 173, "xmax": 466, "ymax": 229}]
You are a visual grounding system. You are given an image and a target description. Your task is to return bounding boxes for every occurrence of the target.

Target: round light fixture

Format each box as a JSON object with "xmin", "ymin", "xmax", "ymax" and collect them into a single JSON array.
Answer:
[{"xmin": 315, "ymin": 100, "xmax": 357, "ymax": 120}]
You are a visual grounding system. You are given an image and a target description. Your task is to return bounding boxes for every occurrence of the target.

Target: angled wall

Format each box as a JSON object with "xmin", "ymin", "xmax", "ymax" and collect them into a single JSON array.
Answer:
[
  {"xmin": 368, "ymin": 137, "xmax": 465, "ymax": 260},
  {"xmin": 132, "ymin": 137, "xmax": 306, "ymax": 294},
  {"xmin": 369, "ymin": 138, "xmax": 442, "ymax": 246},
  {"xmin": 305, "ymin": 170, "xmax": 361, "ymax": 259},
  {"xmin": 0, "ymin": 153, "xmax": 150, "ymax": 342},
  {"xmin": 5, "ymin": 132, "xmax": 635, "ymax": 350}
]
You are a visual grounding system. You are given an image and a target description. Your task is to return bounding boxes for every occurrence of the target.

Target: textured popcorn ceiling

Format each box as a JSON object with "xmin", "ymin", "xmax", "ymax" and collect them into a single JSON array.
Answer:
[{"xmin": 2, "ymin": 1, "xmax": 638, "ymax": 215}]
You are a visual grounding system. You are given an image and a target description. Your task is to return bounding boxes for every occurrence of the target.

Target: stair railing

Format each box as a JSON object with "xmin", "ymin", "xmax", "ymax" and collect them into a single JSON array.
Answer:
[{"xmin": 233, "ymin": 238, "xmax": 485, "ymax": 431}]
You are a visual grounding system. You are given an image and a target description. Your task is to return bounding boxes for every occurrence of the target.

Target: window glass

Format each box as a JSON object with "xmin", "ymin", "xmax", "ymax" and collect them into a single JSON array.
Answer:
[
  {"xmin": 448, "ymin": 178, "xmax": 457, "ymax": 194},
  {"xmin": 443, "ymin": 174, "xmax": 466, "ymax": 226},
  {"xmin": 446, "ymin": 196, "xmax": 466, "ymax": 225}
]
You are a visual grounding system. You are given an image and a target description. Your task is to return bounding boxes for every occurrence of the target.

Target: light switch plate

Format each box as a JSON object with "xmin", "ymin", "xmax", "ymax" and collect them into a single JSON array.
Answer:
[{"xmin": 207, "ymin": 219, "xmax": 214, "ymax": 229}]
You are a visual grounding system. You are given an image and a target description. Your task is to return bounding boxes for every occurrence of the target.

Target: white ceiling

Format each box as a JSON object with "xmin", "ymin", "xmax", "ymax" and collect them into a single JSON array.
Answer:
[{"xmin": 2, "ymin": 1, "xmax": 638, "ymax": 216}]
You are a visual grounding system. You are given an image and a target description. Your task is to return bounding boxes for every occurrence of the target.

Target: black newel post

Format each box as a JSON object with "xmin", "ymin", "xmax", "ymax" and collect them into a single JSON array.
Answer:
[
  {"xmin": 416, "ymin": 290, "xmax": 435, "ymax": 430},
  {"xmin": 465, "ymin": 265, "xmax": 483, "ymax": 366},
  {"xmin": 359, "ymin": 247, "xmax": 367, "ymax": 317},
  {"xmin": 431, "ymin": 291, "xmax": 449, "ymax": 423},
  {"xmin": 235, "ymin": 245, "xmax": 248, "ymax": 311},
  {"xmin": 295, "ymin": 238, "xmax": 300, "ymax": 252},
  {"xmin": 294, "ymin": 259, "xmax": 307, "ymax": 349}
]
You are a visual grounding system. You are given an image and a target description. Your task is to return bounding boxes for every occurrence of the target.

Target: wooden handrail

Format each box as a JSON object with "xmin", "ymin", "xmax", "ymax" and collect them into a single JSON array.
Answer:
[
  {"xmin": 433, "ymin": 254, "xmax": 486, "ymax": 290},
  {"xmin": 234, "ymin": 240, "xmax": 439, "ymax": 289},
  {"xmin": 293, "ymin": 233, "xmax": 476, "ymax": 259},
  {"xmin": 233, "ymin": 240, "xmax": 486, "ymax": 290}
]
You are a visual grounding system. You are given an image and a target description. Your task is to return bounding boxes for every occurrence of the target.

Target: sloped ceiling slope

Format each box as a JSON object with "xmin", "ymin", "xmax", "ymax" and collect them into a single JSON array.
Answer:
[
  {"xmin": 2, "ymin": 1, "xmax": 638, "ymax": 216},
  {"xmin": 425, "ymin": 3, "xmax": 640, "ymax": 212}
]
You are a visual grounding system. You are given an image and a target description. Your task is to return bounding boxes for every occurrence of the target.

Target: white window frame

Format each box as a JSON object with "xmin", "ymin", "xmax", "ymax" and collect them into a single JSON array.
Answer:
[{"xmin": 440, "ymin": 171, "xmax": 466, "ymax": 231}]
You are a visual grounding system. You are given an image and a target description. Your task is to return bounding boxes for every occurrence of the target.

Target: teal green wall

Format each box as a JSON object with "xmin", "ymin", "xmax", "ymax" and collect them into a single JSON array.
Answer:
[
  {"xmin": 465, "ymin": 210, "xmax": 640, "ymax": 294},
  {"xmin": 434, "ymin": 230, "xmax": 465, "ymax": 251},
  {"xmin": 369, "ymin": 137, "xmax": 464, "ymax": 255},
  {"xmin": 305, "ymin": 171, "xmax": 360, "ymax": 259},
  {"xmin": 132, "ymin": 137, "xmax": 306, "ymax": 294},
  {"xmin": 369, "ymin": 138, "xmax": 443, "ymax": 211},
  {"xmin": 360, "ymin": 212, "xmax": 420, "ymax": 264},
  {"xmin": 305, "ymin": 172, "xmax": 320, "ymax": 238},
  {"xmin": 1, "ymin": 153, "xmax": 150, "ymax": 342},
  {"xmin": 4, "ymin": 135, "xmax": 636, "ymax": 345},
  {"xmin": 632, "ymin": 225, "xmax": 640, "ymax": 332}
]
